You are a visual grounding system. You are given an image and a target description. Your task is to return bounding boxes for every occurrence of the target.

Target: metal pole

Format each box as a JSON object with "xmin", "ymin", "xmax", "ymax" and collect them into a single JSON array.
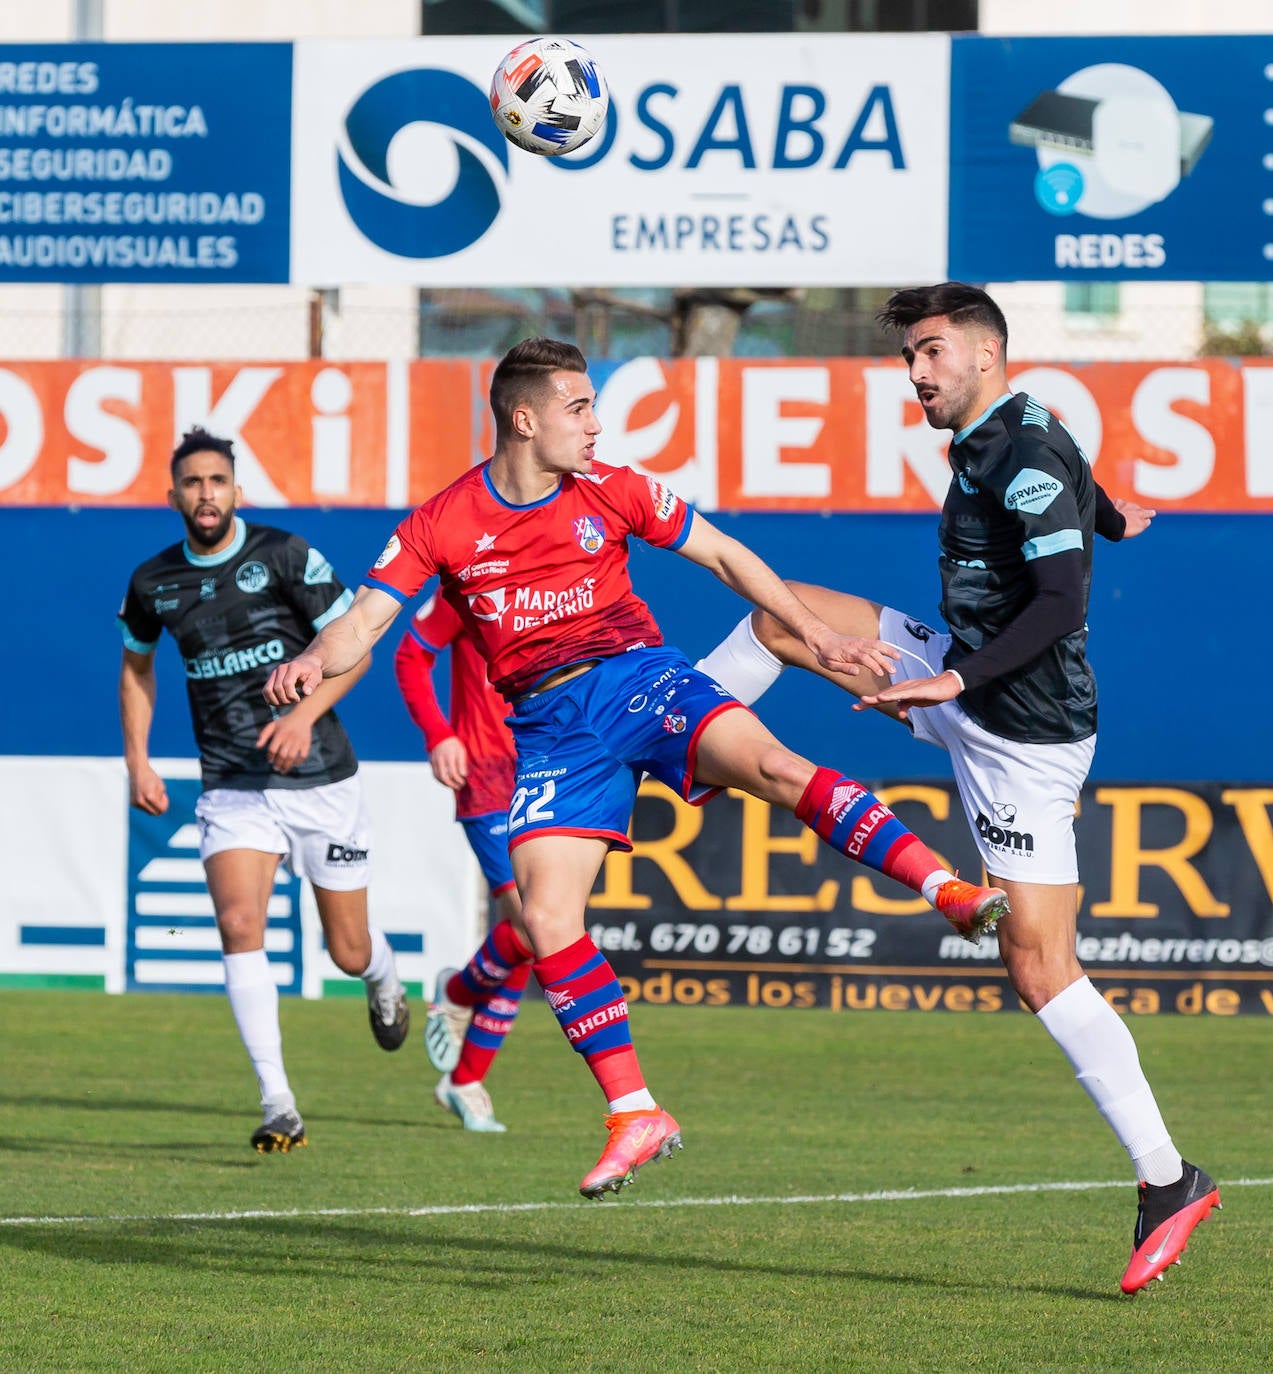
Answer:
[{"xmin": 63, "ymin": 0, "xmax": 103, "ymax": 357}]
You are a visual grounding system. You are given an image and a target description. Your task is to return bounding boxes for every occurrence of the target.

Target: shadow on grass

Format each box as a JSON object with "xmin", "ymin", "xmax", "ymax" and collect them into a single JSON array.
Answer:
[
  {"xmin": 0, "ymin": 1217, "xmax": 1122, "ymax": 1303},
  {"xmin": 0, "ymin": 1093, "xmax": 230, "ymax": 1116},
  {"xmin": 0, "ymin": 1136, "xmax": 257, "ymax": 1164},
  {"xmin": 0, "ymin": 1093, "xmax": 438, "ymax": 1138}
]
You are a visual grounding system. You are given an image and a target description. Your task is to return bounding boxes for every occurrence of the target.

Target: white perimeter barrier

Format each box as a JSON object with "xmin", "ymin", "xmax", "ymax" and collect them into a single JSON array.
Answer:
[{"xmin": 0, "ymin": 756, "xmax": 480, "ymax": 997}]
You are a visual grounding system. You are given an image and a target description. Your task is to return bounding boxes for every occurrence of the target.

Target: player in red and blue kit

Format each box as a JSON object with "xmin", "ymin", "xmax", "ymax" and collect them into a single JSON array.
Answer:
[
  {"xmin": 394, "ymin": 594, "xmax": 533, "ymax": 1132},
  {"xmin": 265, "ymin": 337, "xmax": 1012, "ymax": 1199}
]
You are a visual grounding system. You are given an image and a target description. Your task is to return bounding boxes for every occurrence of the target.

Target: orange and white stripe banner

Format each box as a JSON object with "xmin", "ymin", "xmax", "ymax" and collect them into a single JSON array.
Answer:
[{"xmin": 1, "ymin": 357, "xmax": 1269, "ymax": 511}]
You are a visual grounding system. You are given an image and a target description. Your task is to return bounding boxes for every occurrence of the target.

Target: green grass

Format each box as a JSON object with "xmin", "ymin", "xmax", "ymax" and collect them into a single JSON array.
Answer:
[{"xmin": 0, "ymin": 991, "xmax": 1267, "ymax": 1373}]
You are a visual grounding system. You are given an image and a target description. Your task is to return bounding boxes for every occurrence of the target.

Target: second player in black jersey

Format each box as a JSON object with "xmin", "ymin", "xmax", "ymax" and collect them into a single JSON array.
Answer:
[
  {"xmin": 695, "ymin": 282, "xmax": 1216, "ymax": 1295},
  {"xmin": 936, "ymin": 388, "xmax": 1125, "ymax": 744}
]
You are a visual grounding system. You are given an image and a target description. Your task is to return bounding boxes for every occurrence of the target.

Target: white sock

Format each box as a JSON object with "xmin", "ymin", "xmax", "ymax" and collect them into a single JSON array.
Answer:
[
  {"xmin": 694, "ymin": 614, "xmax": 784, "ymax": 706},
  {"xmin": 223, "ymin": 949, "xmax": 290, "ymax": 1105},
  {"xmin": 360, "ymin": 924, "xmax": 400, "ymax": 993},
  {"xmin": 609, "ymin": 1088, "xmax": 657, "ymax": 1112},
  {"xmin": 921, "ymin": 870, "xmax": 958, "ymax": 906},
  {"xmin": 1036, "ymin": 976, "xmax": 1182, "ymax": 1185}
]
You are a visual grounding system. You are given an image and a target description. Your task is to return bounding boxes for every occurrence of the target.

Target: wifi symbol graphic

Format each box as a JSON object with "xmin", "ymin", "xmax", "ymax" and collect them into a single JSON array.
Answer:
[{"xmin": 1034, "ymin": 162, "xmax": 1085, "ymax": 215}]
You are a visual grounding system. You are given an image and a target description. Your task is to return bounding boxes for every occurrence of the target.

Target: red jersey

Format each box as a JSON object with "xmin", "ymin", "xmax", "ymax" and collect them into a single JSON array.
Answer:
[
  {"xmin": 368, "ymin": 460, "xmax": 693, "ymax": 699},
  {"xmin": 393, "ymin": 593, "xmax": 515, "ymax": 819}
]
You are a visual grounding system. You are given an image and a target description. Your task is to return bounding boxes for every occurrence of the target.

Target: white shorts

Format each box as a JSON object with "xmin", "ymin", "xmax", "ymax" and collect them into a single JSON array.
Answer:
[
  {"xmin": 879, "ymin": 607, "xmax": 1095, "ymax": 885},
  {"xmin": 195, "ymin": 774, "xmax": 371, "ymax": 892}
]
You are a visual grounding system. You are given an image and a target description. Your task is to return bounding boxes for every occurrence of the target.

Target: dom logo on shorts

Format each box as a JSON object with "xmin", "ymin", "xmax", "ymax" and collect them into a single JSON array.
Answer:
[
  {"xmin": 337, "ymin": 68, "xmax": 511, "ymax": 259},
  {"xmin": 976, "ymin": 806, "xmax": 1034, "ymax": 854},
  {"xmin": 325, "ymin": 843, "xmax": 369, "ymax": 865}
]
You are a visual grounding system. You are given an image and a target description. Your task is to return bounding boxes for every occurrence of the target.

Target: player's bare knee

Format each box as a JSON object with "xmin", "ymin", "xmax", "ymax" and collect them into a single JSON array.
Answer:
[
  {"xmin": 214, "ymin": 907, "xmax": 265, "ymax": 951},
  {"xmin": 1003, "ymin": 951, "xmax": 1080, "ymax": 1014},
  {"xmin": 518, "ymin": 899, "xmax": 570, "ymax": 949}
]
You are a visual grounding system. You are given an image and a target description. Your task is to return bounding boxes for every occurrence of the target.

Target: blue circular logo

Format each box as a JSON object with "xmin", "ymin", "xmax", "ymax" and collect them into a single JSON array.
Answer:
[
  {"xmin": 338, "ymin": 68, "xmax": 510, "ymax": 259},
  {"xmin": 1034, "ymin": 162, "xmax": 1085, "ymax": 216}
]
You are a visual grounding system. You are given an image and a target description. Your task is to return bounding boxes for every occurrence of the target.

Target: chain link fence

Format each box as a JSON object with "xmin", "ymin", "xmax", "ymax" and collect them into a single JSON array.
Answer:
[{"xmin": 0, "ymin": 279, "xmax": 1264, "ymax": 362}]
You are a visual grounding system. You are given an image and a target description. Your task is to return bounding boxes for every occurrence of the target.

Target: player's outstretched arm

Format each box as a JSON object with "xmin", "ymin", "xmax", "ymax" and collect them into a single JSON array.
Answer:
[
  {"xmin": 855, "ymin": 670, "xmax": 963, "ymax": 721},
  {"xmin": 263, "ymin": 584, "xmax": 402, "ymax": 706},
  {"xmin": 676, "ymin": 514, "xmax": 899, "ymax": 678}
]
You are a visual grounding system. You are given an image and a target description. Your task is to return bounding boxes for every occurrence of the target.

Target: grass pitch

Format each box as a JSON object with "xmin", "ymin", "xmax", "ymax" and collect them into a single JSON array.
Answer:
[{"xmin": 0, "ymin": 989, "xmax": 1267, "ymax": 1373}]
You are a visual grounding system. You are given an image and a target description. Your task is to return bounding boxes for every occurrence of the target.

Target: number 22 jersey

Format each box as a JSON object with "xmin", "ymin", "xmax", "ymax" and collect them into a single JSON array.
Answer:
[{"xmin": 367, "ymin": 460, "xmax": 694, "ymax": 700}]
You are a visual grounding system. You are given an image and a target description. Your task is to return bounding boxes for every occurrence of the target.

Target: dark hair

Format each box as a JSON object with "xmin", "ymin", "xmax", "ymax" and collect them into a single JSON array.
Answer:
[
  {"xmin": 171, "ymin": 426, "xmax": 235, "ymax": 476},
  {"xmin": 878, "ymin": 282, "xmax": 1008, "ymax": 349},
  {"xmin": 490, "ymin": 337, "xmax": 588, "ymax": 435}
]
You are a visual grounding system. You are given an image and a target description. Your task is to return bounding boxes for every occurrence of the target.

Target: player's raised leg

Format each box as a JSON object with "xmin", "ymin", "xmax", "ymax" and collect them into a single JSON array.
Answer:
[
  {"xmin": 512, "ymin": 833, "xmax": 681, "ymax": 1199},
  {"xmin": 704, "ymin": 586, "xmax": 898, "ymax": 709},
  {"xmin": 692, "ymin": 709, "xmax": 1009, "ymax": 943}
]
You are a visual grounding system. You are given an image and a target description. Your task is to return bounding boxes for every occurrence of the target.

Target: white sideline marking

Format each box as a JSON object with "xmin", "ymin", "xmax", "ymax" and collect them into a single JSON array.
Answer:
[{"xmin": 2, "ymin": 1176, "xmax": 1267, "ymax": 1228}]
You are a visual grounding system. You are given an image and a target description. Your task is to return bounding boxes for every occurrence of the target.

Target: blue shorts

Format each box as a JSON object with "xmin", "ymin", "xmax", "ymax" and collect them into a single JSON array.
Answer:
[
  {"xmin": 507, "ymin": 646, "xmax": 747, "ymax": 853},
  {"xmin": 459, "ymin": 812, "xmax": 516, "ymax": 896}
]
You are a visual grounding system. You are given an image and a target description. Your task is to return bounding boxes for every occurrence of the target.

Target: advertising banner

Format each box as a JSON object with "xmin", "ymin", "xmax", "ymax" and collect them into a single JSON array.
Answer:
[
  {"xmin": 291, "ymin": 33, "xmax": 949, "ymax": 287},
  {"xmin": 0, "ymin": 43, "xmax": 292, "ymax": 283},
  {"xmin": 8, "ymin": 761, "xmax": 1270, "ymax": 1014},
  {"xmin": 1, "ymin": 35, "xmax": 1268, "ymax": 286},
  {"xmin": 2, "ymin": 356, "xmax": 1271, "ymax": 511},
  {"xmin": 948, "ymin": 34, "xmax": 1273, "ymax": 282},
  {"xmin": 589, "ymin": 781, "xmax": 1273, "ymax": 1017},
  {"xmin": 0, "ymin": 756, "xmax": 480, "ymax": 997}
]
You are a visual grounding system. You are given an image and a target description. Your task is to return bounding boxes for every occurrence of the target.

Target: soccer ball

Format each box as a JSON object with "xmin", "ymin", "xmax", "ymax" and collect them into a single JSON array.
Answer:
[{"xmin": 489, "ymin": 37, "xmax": 609, "ymax": 157}]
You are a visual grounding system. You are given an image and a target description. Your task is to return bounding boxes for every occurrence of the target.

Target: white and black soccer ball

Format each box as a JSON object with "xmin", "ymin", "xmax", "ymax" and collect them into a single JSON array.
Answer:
[{"xmin": 489, "ymin": 37, "xmax": 609, "ymax": 157}]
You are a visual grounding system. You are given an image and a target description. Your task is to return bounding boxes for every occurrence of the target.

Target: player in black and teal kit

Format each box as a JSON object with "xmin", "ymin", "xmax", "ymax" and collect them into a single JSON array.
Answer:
[
  {"xmin": 696, "ymin": 284, "xmax": 1217, "ymax": 1294},
  {"xmin": 120, "ymin": 521, "xmax": 360, "ymax": 791},
  {"xmin": 118, "ymin": 427, "xmax": 409, "ymax": 1152},
  {"xmin": 931, "ymin": 385, "xmax": 1123, "ymax": 745}
]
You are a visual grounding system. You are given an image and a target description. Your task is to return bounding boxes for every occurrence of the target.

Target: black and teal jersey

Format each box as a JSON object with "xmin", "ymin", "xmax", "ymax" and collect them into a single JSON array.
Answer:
[
  {"xmin": 118, "ymin": 518, "xmax": 358, "ymax": 789},
  {"xmin": 938, "ymin": 391, "xmax": 1101, "ymax": 744}
]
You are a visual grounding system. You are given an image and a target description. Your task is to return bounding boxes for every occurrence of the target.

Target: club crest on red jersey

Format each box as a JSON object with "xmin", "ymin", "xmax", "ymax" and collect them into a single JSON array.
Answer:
[{"xmin": 573, "ymin": 515, "xmax": 605, "ymax": 554}]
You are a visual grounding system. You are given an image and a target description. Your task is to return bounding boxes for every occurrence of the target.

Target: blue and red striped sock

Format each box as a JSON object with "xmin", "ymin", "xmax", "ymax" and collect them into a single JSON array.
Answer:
[
  {"xmin": 795, "ymin": 766, "xmax": 945, "ymax": 894},
  {"xmin": 534, "ymin": 935, "xmax": 646, "ymax": 1102},
  {"xmin": 446, "ymin": 919, "xmax": 533, "ymax": 1007},
  {"xmin": 453, "ymin": 961, "xmax": 531, "ymax": 1087}
]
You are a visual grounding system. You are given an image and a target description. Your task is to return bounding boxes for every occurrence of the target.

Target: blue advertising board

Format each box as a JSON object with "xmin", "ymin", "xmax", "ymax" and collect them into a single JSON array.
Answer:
[
  {"xmin": 948, "ymin": 34, "xmax": 1273, "ymax": 282},
  {"xmin": 0, "ymin": 43, "xmax": 291, "ymax": 283},
  {"xmin": 3, "ymin": 505, "xmax": 1270, "ymax": 783},
  {"xmin": 1, "ymin": 37, "xmax": 1269, "ymax": 286}
]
